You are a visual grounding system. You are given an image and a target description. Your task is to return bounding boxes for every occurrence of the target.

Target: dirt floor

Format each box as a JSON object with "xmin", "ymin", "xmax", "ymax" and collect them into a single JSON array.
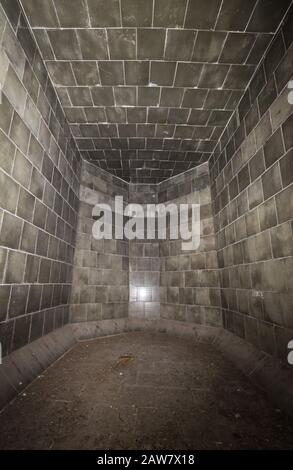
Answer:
[{"xmin": 0, "ymin": 332, "xmax": 293, "ymax": 450}]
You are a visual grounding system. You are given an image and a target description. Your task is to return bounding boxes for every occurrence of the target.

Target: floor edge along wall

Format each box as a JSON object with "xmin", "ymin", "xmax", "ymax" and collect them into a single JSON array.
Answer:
[{"xmin": 1, "ymin": 319, "xmax": 293, "ymax": 419}]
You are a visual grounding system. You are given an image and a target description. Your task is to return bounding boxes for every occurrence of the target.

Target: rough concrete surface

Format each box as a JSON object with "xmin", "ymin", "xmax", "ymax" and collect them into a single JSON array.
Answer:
[{"xmin": 0, "ymin": 332, "xmax": 292, "ymax": 450}]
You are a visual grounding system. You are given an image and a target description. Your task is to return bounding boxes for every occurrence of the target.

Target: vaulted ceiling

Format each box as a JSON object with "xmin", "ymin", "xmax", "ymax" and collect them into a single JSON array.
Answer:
[{"xmin": 19, "ymin": 0, "xmax": 291, "ymax": 183}]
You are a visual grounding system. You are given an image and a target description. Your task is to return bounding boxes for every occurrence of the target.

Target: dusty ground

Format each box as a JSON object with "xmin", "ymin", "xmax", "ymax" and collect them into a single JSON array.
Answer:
[{"xmin": 0, "ymin": 332, "xmax": 292, "ymax": 450}]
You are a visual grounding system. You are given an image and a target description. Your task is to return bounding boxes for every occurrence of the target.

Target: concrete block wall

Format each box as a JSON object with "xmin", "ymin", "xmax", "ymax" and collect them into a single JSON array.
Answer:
[
  {"xmin": 0, "ymin": 1, "xmax": 81, "ymax": 358},
  {"xmin": 159, "ymin": 164, "xmax": 222, "ymax": 327},
  {"xmin": 71, "ymin": 161, "xmax": 218, "ymax": 326},
  {"xmin": 0, "ymin": 0, "xmax": 291, "ymax": 373},
  {"xmin": 70, "ymin": 161, "xmax": 129, "ymax": 322},
  {"xmin": 209, "ymin": 9, "xmax": 293, "ymax": 363}
]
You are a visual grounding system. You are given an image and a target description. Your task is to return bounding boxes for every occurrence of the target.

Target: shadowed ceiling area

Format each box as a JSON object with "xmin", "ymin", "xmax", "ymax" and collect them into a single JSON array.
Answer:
[{"xmin": 19, "ymin": 0, "xmax": 291, "ymax": 183}]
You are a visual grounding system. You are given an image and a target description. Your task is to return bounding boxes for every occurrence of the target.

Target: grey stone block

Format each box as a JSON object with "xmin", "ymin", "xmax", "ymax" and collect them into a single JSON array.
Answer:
[
  {"xmin": 5, "ymin": 250, "xmax": 26, "ymax": 284},
  {"xmin": 282, "ymin": 113, "xmax": 293, "ymax": 152},
  {"xmin": 246, "ymin": 208, "xmax": 260, "ymax": 236},
  {"xmin": 262, "ymin": 259, "xmax": 287, "ymax": 292},
  {"xmin": 270, "ymin": 86, "xmax": 292, "ymax": 131},
  {"xmin": 255, "ymin": 112, "xmax": 272, "ymax": 150},
  {"xmin": 248, "ymin": 179, "xmax": 263, "ymax": 210},
  {"xmin": 17, "ymin": 187, "xmax": 35, "ymax": 222},
  {"xmin": 0, "ymin": 212, "xmax": 22, "ymax": 249},
  {"xmin": 264, "ymin": 128, "xmax": 285, "ymax": 168},
  {"xmin": 262, "ymin": 164, "xmax": 282, "ymax": 200},
  {"xmin": 0, "ymin": 128, "xmax": 15, "ymax": 173},
  {"xmin": 276, "ymin": 185, "xmax": 293, "ymax": 223},
  {"xmin": 13, "ymin": 150, "xmax": 32, "ymax": 188},
  {"xmin": 280, "ymin": 149, "xmax": 293, "ymax": 188},
  {"xmin": 3, "ymin": 65, "xmax": 27, "ymax": 116},
  {"xmin": 270, "ymin": 222, "xmax": 293, "ymax": 258},
  {"xmin": 259, "ymin": 198, "xmax": 278, "ymax": 231},
  {"xmin": 108, "ymin": 28, "xmax": 135, "ymax": 60},
  {"xmin": 24, "ymin": 255, "xmax": 39, "ymax": 284},
  {"xmin": 9, "ymin": 285, "xmax": 29, "ymax": 318},
  {"xmin": 137, "ymin": 29, "xmax": 165, "ymax": 62},
  {"xmin": 121, "ymin": 0, "xmax": 152, "ymax": 27},
  {"xmin": 165, "ymin": 30, "xmax": 196, "ymax": 61},
  {"xmin": 0, "ymin": 170, "xmax": 19, "ymax": 213}
]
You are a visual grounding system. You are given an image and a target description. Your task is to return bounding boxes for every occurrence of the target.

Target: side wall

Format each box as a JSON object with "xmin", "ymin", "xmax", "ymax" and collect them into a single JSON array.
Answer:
[
  {"xmin": 209, "ymin": 9, "xmax": 293, "ymax": 362},
  {"xmin": 0, "ymin": 2, "xmax": 81, "ymax": 357},
  {"xmin": 71, "ymin": 161, "xmax": 219, "ymax": 327},
  {"xmin": 159, "ymin": 164, "xmax": 222, "ymax": 328},
  {"xmin": 70, "ymin": 161, "xmax": 129, "ymax": 323}
]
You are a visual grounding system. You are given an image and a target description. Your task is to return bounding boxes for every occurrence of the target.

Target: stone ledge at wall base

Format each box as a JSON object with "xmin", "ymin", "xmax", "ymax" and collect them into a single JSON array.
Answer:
[
  {"xmin": 70, "ymin": 318, "xmax": 129, "ymax": 341},
  {"xmin": 1, "ymin": 320, "xmax": 293, "ymax": 420},
  {"xmin": 0, "ymin": 319, "xmax": 220, "ymax": 413},
  {"xmin": 0, "ymin": 325, "xmax": 76, "ymax": 412},
  {"xmin": 214, "ymin": 329, "xmax": 293, "ymax": 419},
  {"xmin": 71, "ymin": 318, "xmax": 221, "ymax": 343},
  {"xmin": 129, "ymin": 318, "xmax": 220, "ymax": 343}
]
